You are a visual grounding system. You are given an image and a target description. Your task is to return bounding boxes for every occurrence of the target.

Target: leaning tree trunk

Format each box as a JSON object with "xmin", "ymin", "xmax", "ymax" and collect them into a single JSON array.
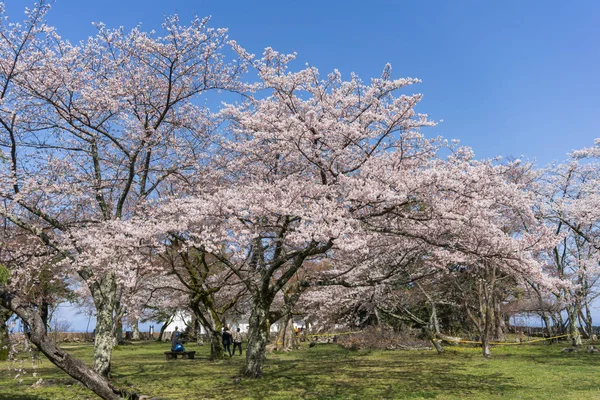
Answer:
[
  {"xmin": 191, "ymin": 305, "xmax": 223, "ymax": 359},
  {"xmin": 0, "ymin": 289, "xmax": 133, "ymax": 400},
  {"xmin": 90, "ymin": 274, "xmax": 118, "ymax": 378},
  {"xmin": 0, "ymin": 305, "xmax": 11, "ymax": 361},
  {"xmin": 578, "ymin": 312, "xmax": 589, "ymax": 339},
  {"xmin": 157, "ymin": 314, "xmax": 174, "ymax": 342},
  {"xmin": 425, "ymin": 287, "xmax": 444, "ymax": 355},
  {"xmin": 428, "ymin": 304, "xmax": 444, "ymax": 355},
  {"xmin": 582, "ymin": 300, "xmax": 593, "ymax": 339},
  {"xmin": 245, "ymin": 302, "xmax": 270, "ymax": 378},
  {"xmin": 423, "ymin": 325, "xmax": 444, "ymax": 355}
]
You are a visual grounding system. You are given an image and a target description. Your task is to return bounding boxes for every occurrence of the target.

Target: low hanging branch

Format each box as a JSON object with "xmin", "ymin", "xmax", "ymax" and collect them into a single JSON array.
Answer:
[{"xmin": 0, "ymin": 287, "xmax": 137, "ymax": 400}]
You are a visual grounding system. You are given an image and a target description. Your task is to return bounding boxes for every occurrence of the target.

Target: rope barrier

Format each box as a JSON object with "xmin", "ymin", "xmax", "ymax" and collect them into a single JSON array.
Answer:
[
  {"xmin": 439, "ymin": 334, "xmax": 570, "ymax": 346},
  {"xmin": 293, "ymin": 331, "xmax": 572, "ymax": 347},
  {"xmin": 304, "ymin": 331, "xmax": 360, "ymax": 338}
]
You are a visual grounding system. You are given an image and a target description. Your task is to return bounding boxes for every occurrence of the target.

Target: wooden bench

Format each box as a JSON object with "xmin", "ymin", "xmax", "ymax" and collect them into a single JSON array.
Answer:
[{"xmin": 164, "ymin": 351, "xmax": 196, "ymax": 360}]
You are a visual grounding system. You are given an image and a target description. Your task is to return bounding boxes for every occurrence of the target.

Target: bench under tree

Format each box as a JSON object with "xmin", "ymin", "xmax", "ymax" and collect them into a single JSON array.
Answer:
[{"xmin": 164, "ymin": 351, "xmax": 196, "ymax": 360}]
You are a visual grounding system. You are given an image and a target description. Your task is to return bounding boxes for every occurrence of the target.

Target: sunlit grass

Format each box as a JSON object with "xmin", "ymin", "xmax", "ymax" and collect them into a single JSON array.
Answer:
[{"xmin": 1, "ymin": 340, "xmax": 600, "ymax": 399}]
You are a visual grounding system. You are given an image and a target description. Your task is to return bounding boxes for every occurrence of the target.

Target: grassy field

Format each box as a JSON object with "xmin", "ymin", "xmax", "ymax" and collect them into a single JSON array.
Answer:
[{"xmin": 1, "ymin": 340, "xmax": 600, "ymax": 399}]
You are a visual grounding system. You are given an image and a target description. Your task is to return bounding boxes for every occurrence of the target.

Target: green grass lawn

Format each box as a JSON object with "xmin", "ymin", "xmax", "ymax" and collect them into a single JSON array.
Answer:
[{"xmin": 1, "ymin": 341, "xmax": 600, "ymax": 399}]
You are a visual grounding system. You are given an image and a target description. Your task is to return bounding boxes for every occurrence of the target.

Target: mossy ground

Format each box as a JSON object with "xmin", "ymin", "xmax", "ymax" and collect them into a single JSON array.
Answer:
[{"xmin": 1, "ymin": 340, "xmax": 600, "ymax": 399}]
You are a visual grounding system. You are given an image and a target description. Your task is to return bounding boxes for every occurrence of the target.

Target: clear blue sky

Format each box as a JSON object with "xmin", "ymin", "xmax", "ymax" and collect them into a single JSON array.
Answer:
[
  {"xmin": 5, "ymin": 0, "xmax": 599, "ymax": 330},
  {"xmin": 6, "ymin": 0, "xmax": 596, "ymax": 165}
]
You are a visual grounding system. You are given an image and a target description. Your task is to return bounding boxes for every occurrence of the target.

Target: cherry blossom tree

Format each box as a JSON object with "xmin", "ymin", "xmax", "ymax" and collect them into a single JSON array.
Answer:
[
  {"xmin": 1, "ymin": 12, "xmax": 244, "ymax": 380},
  {"xmin": 534, "ymin": 140, "xmax": 600, "ymax": 345},
  {"xmin": 0, "ymin": 3, "xmax": 247, "ymax": 398},
  {"xmin": 296, "ymin": 156, "xmax": 561, "ymax": 358}
]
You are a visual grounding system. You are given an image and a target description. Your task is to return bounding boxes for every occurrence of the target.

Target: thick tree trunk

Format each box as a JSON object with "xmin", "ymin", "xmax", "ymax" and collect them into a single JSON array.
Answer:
[
  {"xmin": 194, "ymin": 318, "xmax": 204, "ymax": 345},
  {"xmin": 0, "ymin": 289, "xmax": 133, "ymax": 400},
  {"xmin": 190, "ymin": 304, "xmax": 222, "ymax": 358},
  {"xmin": 423, "ymin": 326, "xmax": 444, "ymax": 354},
  {"xmin": 209, "ymin": 328, "xmax": 225, "ymax": 360},
  {"xmin": 90, "ymin": 274, "xmax": 117, "ymax": 378},
  {"xmin": 428, "ymin": 302, "xmax": 444, "ymax": 354},
  {"xmin": 245, "ymin": 302, "xmax": 269, "ymax": 378},
  {"xmin": 541, "ymin": 312, "xmax": 554, "ymax": 340},
  {"xmin": 114, "ymin": 301, "xmax": 125, "ymax": 345},
  {"xmin": 431, "ymin": 337, "xmax": 444, "ymax": 354},
  {"xmin": 481, "ymin": 297, "xmax": 493, "ymax": 358},
  {"xmin": 480, "ymin": 271, "xmax": 494, "ymax": 359},
  {"xmin": 481, "ymin": 308, "xmax": 493, "ymax": 359},
  {"xmin": 0, "ymin": 305, "xmax": 11, "ymax": 361},
  {"xmin": 550, "ymin": 313, "xmax": 564, "ymax": 335},
  {"xmin": 494, "ymin": 299, "xmax": 506, "ymax": 342},
  {"xmin": 556, "ymin": 310, "xmax": 565, "ymax": 334},
  {"xmin": 131, "ymin": 320, "xmax": 140, "ymax": 341},
  {"xmin": 567, "ymin": 305, "xmax": 582, "ymax": 346},
  {"xmin": 482, "ymin": 337, "xmax": 492, "ymax": 359},
  {"xmin": 114, "ymin": 317, "xmax": 123, "ymax": 345},
  {"xmin": 275, "ymin": 314, "xmax": 298, "ymax": 351}
]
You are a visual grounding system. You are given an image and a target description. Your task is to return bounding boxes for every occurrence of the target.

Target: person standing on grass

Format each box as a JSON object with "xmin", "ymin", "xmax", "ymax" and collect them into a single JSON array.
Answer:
[
  {"xmin": 222, "ymin": 326, "xmax": 233, "ymax": 357},
  {"xmin": 232, "ymin": 328, "xmax": 243, "ymax": 356}
]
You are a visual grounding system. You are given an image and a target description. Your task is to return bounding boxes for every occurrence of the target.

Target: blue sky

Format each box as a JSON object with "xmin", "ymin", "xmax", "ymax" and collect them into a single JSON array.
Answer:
[
  {"xmin": 5, "ymin": 0, "xmax": 599, "ymax": 330},
  {"xmin": 6, "ymin": 0, "xmax": 595, "ymax": 165}
]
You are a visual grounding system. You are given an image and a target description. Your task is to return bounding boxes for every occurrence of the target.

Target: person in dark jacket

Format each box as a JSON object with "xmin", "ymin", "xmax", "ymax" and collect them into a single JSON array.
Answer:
[{"xmin": 222, "ymin": 326, "xmax": 233, "ymax": 357}]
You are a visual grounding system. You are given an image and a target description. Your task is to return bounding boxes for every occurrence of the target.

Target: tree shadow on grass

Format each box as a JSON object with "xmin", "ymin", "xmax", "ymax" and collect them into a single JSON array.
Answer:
[
  {"xmin": 210, "ymin": 344, "xmax": 600, "ymax": 399},
  {"xmin": 259, "ymin": 358, "xmax": 517, "ymax": 399},
  {"xmin": 192, "ymin": 348, "xmax": 518, "ymax": 400}
]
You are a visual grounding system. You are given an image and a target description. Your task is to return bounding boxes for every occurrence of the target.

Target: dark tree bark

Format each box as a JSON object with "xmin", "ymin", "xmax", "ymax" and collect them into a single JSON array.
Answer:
[
  {"xmin": 157, "ymin": 313, "xmax": 175, "ymax": 342},
  {"xmin": 40, "ymin": 300, "xmax": 50, "ymax": 333},
  {"xmin": 0, "ymin": 305, "xmax": 11, "ymax": 361},
  {"xmin": 190, "ymin": 302, "xmax": 224, "ymax": 360}
]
